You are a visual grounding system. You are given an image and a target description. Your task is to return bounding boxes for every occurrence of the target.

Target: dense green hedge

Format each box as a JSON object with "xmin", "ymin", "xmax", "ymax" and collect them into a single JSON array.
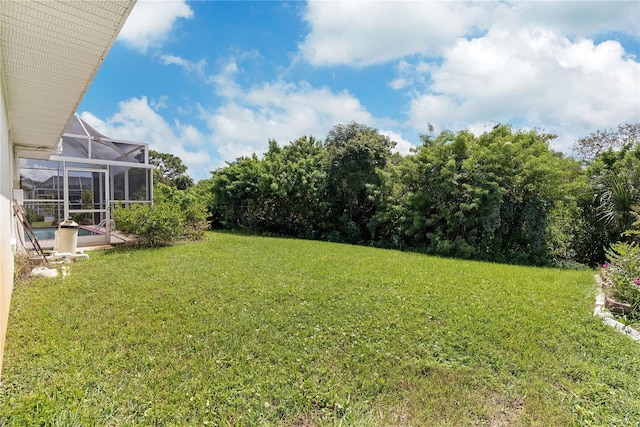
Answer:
[
  {"xmin": 204, "ymin": 124, "xmax": 570, "ymax": 265},
  {"xmin": 199, "ymin": 122, "xmax": 639, "ymax": 267}
]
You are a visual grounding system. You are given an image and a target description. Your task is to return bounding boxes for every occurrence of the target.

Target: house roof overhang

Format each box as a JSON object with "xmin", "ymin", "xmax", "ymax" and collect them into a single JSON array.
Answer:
[{"xmin": 0, "ymin": 0, "xmax": 136, "ymax": 160}]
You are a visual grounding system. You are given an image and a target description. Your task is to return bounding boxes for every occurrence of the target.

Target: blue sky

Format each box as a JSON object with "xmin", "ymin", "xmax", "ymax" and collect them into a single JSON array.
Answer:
[{"xmin": 78, "ymin": 0, "xmax": 640, "ymax": 181}]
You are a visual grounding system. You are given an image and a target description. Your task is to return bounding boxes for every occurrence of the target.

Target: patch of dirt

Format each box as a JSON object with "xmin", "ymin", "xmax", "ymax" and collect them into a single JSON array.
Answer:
[{"xmin": 483, "ymin": 396, "xmax": 525, "ymax": 427}]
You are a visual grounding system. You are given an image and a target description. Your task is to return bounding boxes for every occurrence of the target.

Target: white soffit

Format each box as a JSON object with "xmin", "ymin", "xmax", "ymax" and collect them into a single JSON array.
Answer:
[{"xmin": 0, "ymin": 0, "xmax": 135, "ymax": 157}]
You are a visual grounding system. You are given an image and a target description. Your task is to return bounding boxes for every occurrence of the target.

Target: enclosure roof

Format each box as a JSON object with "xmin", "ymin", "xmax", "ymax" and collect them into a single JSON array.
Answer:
[
  {"xmin": 66, "ymin": 115, "xmax": 108, "ymax": 139},
  {"xmin": 56, "ymin": 115, "xmax": 149, "ymax": 164},
  {"xmin": 0, "ymin": 1, "xmax": 135, "ymax": 159}
]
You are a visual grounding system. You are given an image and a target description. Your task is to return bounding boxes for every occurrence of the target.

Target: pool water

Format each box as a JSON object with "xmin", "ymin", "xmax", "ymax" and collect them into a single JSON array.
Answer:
[{"xmin": 30, "ymin": 227, "xmax": 97, "ymax": 240}]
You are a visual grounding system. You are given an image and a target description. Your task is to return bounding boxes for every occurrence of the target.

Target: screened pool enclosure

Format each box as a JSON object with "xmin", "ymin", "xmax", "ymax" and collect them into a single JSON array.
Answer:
[{"xmin": 19, "ymin": 116, "xmax": 154, "ymax": 247}]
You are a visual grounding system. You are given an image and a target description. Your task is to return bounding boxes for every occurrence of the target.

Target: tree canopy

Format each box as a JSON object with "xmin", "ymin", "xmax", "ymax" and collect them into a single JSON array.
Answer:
[
  {"xmin": 149, "ymin": 149, "xmax": 194, "ymax": 190},
  {"xmin": 573, "ymin": 123, "xmax": 640, "ymax": 160},
  {"xmin": 203, "ymin": 123, "xmax": 613, "ymax": 266}
]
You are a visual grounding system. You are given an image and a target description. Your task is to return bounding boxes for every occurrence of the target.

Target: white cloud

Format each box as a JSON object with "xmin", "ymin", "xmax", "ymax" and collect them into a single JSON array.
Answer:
[
  {"xmin": 149, "ymin": 95, "xmax": 168, "ymax": 110},
  {"xmin": 208, "ymin": 60, "xmax": 243, "ymax": 99},
  {"xmin": 503, "ymin": 1, "xmax": 640, "ymax": 37},
  {"xmin": 200, "ymin": 60, "xmax": 376, "ymax": 160},
  {"xmin": 201, "ymin": 85, "xmax": 373, "ymax": 160},
  {"xmin": 406, "ymin": 25, "xmax": 640, "ymax": 151},
  {"xmin": 299, "ymin": 1, "xmax": 639, "ymax": 68},
  {"xmin": 80, "ymin": 71, "xmax": 380, "ymax": 179},
  {"xmin": 379, "ymin": 130, "xmax": 415, "ymax": 155},
  {"xmin": 118, "ymin": 0, "xmax": 193, "ymax": 53},
  {"xmin": 158, "ymin": 54, "xmax": 206, "ymax": 76},
  {"xmin": 80, "ymin": 97, "xmax": 213, "ymax": 180},
  {"xmin": 299, "ymin": 1, "xmax": 494, "ymax": 67}
]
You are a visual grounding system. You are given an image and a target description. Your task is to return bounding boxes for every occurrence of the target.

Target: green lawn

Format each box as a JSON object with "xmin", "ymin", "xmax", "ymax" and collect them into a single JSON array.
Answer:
[{"xmin": 2, "ymin": 232, "xmax": 639, "ymax": 426}]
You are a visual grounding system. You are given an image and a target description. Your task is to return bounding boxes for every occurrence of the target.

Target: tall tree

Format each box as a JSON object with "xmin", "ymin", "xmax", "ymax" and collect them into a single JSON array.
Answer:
[
  {"xmin": 149, "ymin": 150, "xmax": 194, "ymax": 190},
  {"xmin": 573, "ymin": 123, "xmax": 640, "ymax": 160},
  {"xmin": 367, "ymin": 152, "xmax": 415, "ymax": 249},
  {"xmin": 324, "ymin": 122, "xmax": 395, "ymax": 242}
]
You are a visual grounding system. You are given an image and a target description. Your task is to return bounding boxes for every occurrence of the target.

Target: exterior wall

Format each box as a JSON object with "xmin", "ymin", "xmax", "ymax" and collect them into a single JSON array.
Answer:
[{"xmin": 0, "ymin": 62, "xmax": 15, "ymax": 377}]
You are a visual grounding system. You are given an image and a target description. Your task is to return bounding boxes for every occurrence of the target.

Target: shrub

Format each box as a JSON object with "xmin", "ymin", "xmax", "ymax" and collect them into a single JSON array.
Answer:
[
  {"xmin": 153, "ymin": 183, "xmax": 208, "ymax": 240},
  {"xmin": 25, "ymin": 208, "xmax": 44, "ymax": 224},
  {"xmin": 181, "ymin": 200, "xmax": 208, "ymax": 240},
  {"xmin": 604, "ymin": 242, "xmax": 640, "ymax": 317},
  {"xmin": 113, "ymin": 183, "xmax": 208, "ymax": 247},
  {"xmin": 113, "ymin": 203, "xmax": 184, "ymax": 247}
]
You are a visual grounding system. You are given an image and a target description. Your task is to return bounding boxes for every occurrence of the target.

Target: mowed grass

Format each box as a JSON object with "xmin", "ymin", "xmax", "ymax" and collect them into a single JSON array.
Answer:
[{"xmin": 2, "ymin": 232, "xmax": 640, "ymax": 426}]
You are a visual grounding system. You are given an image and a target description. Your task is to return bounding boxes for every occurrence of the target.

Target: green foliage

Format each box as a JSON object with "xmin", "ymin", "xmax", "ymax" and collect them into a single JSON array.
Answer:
[
  {"xmin": 367, "ymin": 153, "xmax": 414, "ymax": 249},
  {"xmin": 149, "ymin": 149, "xmax": 194, "ymax": 190},
  {"xmin": 625, "ymin": 206, "xmax": 640, "ymax": 242},
  {"xmin": 113, "ymin": 202, "xmax": 184, "ymax": 247},
  {"xmin": 81, "ymin": 190, "xmax": 93, "ymax": 209},
  {"xmin": 153, "ymin": 183, "xmax": 208, "ymax": 240},
  {"xmin": 210, "ymin": 137, "xmax": 327, "ymax": 238},
  {"xmin": 24, "ymin": 208, "xmax": 44, "ymax": 224},
  {"xmin": 113, "ymin": 183, "xmax": 207, "ymax": 246},
  {"xmin": 406, "ymin": 126, "xmax": 578, "ymax": 264},
  {"xmin": 203, "ymin": 123, "xmax": 589, "ymax": 266},
  {"xmin": 3, "ymin": 233, "xmax": 640, "ymax": 425},
  {"xmin": 605, "ymin": 242, "xmax": 640, "ymax": 317},
  {"xmin": 546, "ymin": 200, "xmax": 583, "ymax": 265},
  {"xmin": 324, "ymin": 122, "xmax": 395, "ymax": 242},
  {"xmin": 576, "ymin": 142, "xmax": 640, "ymax": 265},
  {"xmin": 595, "ymin": 173, "xmax": 638, "ymax": 233}
]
